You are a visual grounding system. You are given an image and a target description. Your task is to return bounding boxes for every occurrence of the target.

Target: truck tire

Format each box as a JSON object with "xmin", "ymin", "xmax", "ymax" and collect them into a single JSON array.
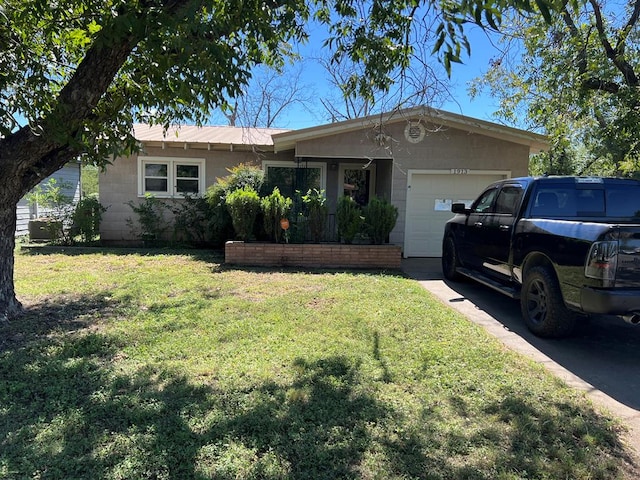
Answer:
[
  {"xmin": 520, "ymin": 265, "xmax": 576, "ymax": 338},
  {"xmin": 442, "ymin": 236, "xmax": 462, "ymax": 281}
]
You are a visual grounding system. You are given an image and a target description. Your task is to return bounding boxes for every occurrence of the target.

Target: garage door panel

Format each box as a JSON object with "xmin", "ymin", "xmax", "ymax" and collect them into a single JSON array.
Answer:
[{"xmin": 405, "ymin": 173, "xmax": 505, "ymax": 257}]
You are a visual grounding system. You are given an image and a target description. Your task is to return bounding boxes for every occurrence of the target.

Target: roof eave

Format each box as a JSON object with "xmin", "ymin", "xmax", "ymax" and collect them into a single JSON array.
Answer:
[
  {"xmin": 139, "ymin": 140, "xmax": 275, "ymax": 152},
  {"xmin": 272, "ymin": 106, "xmax": 549, "ymax": 153}
]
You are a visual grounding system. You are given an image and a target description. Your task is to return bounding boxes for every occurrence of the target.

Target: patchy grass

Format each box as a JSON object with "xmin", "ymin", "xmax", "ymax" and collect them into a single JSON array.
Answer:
[{"xmin": 0, "ymin": 247, "xmax": 636, "ymax": 479}]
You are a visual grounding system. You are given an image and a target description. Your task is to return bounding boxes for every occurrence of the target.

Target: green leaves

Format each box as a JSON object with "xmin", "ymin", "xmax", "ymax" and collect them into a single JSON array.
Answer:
[
  {"xmin": 473, "ymin": 0, "xmax": 640, "ymax": 176},
  {"xmin": 0, "ymin": 0, "xmax": 581, "ymax": 188}
]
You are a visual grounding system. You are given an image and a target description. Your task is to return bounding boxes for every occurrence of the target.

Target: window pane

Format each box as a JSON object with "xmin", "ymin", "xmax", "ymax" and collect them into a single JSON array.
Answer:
[
  {"xmin": 176, "ymin": 164, "xmax": 199, "ymax": 178},
  {"xmin": 145, "ymin": 163, "xmax": 167, "ymax": 177},
  {"xmin": 268, "ymin": 167, "xmax": 295, "ymax": 186},
  {"xmin": 495, "ymin": 186, "xmax": 523, "ymax": 215},
  {"xmin": 266, "ymin": 166, "xmax": 296, "ymax": 198},
  {"xmin": 301, "ymin": 168, "xmax": 321, "ymax": 191},
  {"xmin": 145, "ymin": 178, "xmax": 168, "ymax": 192},
  {"xmin": 576, "ymin": 189, "xmax": 604, "ymax": 215},
  {"xmin": 177, "ymin": 179, "xmax": 199, "ymax": 193},
  {"xmin": 607, "ymin": 186, "xmax": 640, "ymax": 217},
  {"xmin": 265, "ymin": 165, "xmax": 321, "ymax": 199},
  {"xmin": 472, "ymin": 188, "xmax": 499, "ymax": 213}
]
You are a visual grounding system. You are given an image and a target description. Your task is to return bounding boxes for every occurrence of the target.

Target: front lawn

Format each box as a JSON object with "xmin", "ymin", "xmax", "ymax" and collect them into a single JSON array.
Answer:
[{"xmin": 1, "ymin": 248, "xmax": 635, "ymax": 479}]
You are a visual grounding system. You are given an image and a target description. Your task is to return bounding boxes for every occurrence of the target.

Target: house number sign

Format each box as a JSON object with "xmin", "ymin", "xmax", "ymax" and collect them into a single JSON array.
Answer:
[{"xmin": 450, "ymin": 168, "xmax": 470, "ymax": 174}]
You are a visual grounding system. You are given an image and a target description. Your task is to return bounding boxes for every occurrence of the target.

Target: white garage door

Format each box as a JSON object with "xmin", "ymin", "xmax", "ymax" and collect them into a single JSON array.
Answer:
[{"xmin": 404, "ymin": 172, "xmax": 507, "ymax": 257}]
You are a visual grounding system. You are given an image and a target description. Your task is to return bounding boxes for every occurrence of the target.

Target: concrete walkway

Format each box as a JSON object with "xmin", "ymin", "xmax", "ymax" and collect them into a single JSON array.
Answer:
[{"xmin": 401, "ymin": 257, "xmax": 640, "ymax": 467}]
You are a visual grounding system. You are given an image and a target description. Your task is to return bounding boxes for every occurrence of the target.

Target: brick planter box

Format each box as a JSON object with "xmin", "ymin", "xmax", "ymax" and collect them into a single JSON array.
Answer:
[{"xmin": 225, "ymin": 241, "xmax": 402, "ymax": 269}]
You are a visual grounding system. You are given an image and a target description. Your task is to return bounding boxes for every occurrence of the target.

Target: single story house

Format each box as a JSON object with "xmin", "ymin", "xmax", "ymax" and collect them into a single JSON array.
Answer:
[
  {"xmin": 99, "ymin": 106, "xmax": 547, "ymax": 256},
  {"xmin": 16, "ymin": 161, "xmax": 81, "ymax": 237}
]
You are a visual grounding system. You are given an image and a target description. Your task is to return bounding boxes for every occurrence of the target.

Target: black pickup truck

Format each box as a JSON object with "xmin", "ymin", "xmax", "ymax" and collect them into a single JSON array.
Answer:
[{"xmin": 441, "ymin": 176, "xmax": 640, "ymax": 337}]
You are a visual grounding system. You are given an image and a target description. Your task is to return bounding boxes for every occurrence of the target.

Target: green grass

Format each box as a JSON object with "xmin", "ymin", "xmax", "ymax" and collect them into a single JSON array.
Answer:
[{"xmin": 0, "ymin": 247, "xmax": 635, "ymax": 479}]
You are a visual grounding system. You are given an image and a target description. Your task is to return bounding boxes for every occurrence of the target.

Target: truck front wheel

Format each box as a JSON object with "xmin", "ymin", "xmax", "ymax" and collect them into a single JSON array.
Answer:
[
  {"xmin": 442, "ymin": 236, "xmax": 462, "ymax": 281},
  {"xmin": 520, "ymin": 265, "xmax": 576, "ymax": 338}
]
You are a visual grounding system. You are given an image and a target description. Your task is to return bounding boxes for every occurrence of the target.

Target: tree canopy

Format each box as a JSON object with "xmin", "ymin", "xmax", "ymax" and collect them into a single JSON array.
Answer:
[
  {"xmin": 471, "ymin": 0, "xmax": 640, "ymax": 175},
  {"xmin": 0, "ymin": 0, "xmax": 560, "ymax": 320}
]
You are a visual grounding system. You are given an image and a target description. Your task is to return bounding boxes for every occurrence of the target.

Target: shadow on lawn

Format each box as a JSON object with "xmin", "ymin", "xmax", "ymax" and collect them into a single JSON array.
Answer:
[
  {"xmin": 1, "ymin": 318, "xmax": 391, "ymax": 478},
  {"xmin": 0, "ymin": 295, "xmax": 634, "ymax": 479}
]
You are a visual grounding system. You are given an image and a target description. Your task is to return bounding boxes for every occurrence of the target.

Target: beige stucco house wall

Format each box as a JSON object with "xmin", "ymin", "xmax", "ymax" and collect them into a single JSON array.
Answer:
[
  {"xmin": 99, "ymin": 107, "xmax": 547, "ymax": 254},
  {"xmin": 99, "ymin": 125, "xmax": 294, "ymax": 243},
  {"xmin": 272, "ymin": 107, "xmax": 546, "ymax": 255}
]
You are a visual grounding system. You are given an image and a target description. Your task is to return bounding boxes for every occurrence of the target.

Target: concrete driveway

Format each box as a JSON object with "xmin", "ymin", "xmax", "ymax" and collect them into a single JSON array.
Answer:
[{"xmin": 402, "ymin": 258, "xmax": 640, "ymax": 461}]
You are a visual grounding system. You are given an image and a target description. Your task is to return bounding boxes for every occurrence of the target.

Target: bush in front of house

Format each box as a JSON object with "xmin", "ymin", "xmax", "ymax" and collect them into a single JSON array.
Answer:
[
  {"xmin": 226, "ymin": 186, "xmax": 261, "ymax": 241},
  {"xmin": 261, "ymin": 187, "xmax": 292, "ymax": 243},
  {"xmin": 72, "ymin": 195, "xmax": 107, "ymax": 244},
  {"xmin": 301, "ymin": 188, "xmax": 328, "ymax": 243},
  {"xmin": 169, "ymin": 193, "xmax": 218, "ymax": 247},
  {"xmin": 336, "ymin": 195, "xmax": 364, "ymax": 244},
  {"xmin": 126, "ymin": 194, "xmax": 169, "ymax": 245},
  {"xmin": 363, "ymin": 196, "xmax": 398, "ymax": 244},
  {"xmin": 217, "ymin": 163, "xmax": 264, "ymax": 193},
  {"xmin": 202, "ymin": 183, "xmax": 235, "ymax": 246}
]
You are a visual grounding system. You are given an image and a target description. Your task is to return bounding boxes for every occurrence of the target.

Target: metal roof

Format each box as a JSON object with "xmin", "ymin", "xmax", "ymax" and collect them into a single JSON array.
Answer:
[{"xmin": 133, "ymin": 124, "xmax": 290, "ymax": 147}]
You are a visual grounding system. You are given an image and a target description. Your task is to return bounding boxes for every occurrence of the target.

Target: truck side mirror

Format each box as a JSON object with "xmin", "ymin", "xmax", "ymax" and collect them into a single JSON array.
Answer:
[{"xmin": 451, "ymin": 203, "xmax": 469, "ymax": 214}]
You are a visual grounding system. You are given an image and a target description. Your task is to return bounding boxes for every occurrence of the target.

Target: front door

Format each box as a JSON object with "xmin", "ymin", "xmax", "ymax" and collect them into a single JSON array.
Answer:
[{"xmin": 339, "ymin": 164, "xmax": 376, "ymax": 207}]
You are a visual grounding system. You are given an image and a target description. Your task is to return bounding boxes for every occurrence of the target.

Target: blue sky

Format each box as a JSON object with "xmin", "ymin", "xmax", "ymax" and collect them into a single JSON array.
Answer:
[{"xmin": 273, "ymin": 23, "xmax": 506, "ymax": 130}]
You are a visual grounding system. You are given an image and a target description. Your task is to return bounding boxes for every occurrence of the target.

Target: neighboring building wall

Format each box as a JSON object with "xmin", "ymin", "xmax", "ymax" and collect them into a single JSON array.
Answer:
[
  {"xmin": 15, "ymin": 162, "xmax": 81, "ymax": 237},
  {"xmin": 99, "ymin": 146, "xmax": 294, "ymax": 243},
  {"xmin": 16, "ymin": 198, "xmax": 32, "ymax": 237}
]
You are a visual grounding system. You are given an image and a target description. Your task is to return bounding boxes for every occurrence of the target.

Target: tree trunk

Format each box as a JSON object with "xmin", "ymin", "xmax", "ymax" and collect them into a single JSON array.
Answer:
[{"xmin": 0, "ymin": 201, "xmax": 23, "ymax": 322}]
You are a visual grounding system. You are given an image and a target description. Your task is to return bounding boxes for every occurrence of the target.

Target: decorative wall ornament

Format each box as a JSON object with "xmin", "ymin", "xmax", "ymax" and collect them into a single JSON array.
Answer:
[{"xmin": 404, "ymin": 121, "xmax": 426, "ymax": 143}]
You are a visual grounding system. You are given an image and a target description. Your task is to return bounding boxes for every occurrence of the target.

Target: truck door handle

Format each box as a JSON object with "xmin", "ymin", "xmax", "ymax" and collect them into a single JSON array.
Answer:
[
  {"xmin": 499, "ymin": 225, "xmax": 511, "ymax": 231},
  {"xmin": 474, "ymin": 222, "xmax": 483, "ymax": 227}
]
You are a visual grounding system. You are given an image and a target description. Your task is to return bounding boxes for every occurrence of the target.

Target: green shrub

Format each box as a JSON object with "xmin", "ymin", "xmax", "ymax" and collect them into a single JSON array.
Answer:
[
  {"xmin": 336, "ymin": 195, "xmax": 363, "ymax": 244},
  {"xmin": 25, "ymin": 177, "xmax": 75, "ymax": 243},
  {"xmin": 203, "ymin": 183, "xmax": 235, "ymax": 246},
  {"xmin": 226, "ymin": 186, "xmax": 261, "ymax": 241},
  {"xmin": 72, "ymin": 196, "xmax": 107, "ymax": 244},
  {"xmin": 261, "ymin": 187, "xmax": 292, "ymax": 243},
  {"xmin": 126, "ymin": 194, "xmax": 169, "ymax": 245},
  {"xmin": 216, "ymin": 163, "xmax": 264, "ymax": 193},
  {"xmin": 363, "ymin": 197, "xmax": 398, "ymax": 244},
  {"xmin": 169, "ymin": 194, "xmax": 215, "ymax": 246},
  {"xmin": 301, "ymin": 188, "xmax": 328, "ymax": 243}
]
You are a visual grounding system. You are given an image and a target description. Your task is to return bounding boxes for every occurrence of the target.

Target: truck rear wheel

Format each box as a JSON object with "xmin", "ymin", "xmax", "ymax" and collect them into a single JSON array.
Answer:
[{"xmin": 520, "ymin": 265, "xmax": 576, "ymax": 338}]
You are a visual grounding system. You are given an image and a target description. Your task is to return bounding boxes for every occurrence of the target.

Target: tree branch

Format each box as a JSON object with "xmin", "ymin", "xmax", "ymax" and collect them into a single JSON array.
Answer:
[
  {"xmin": 559, "ymin": 1, "xmax": 587, "ymax": 74},
  {"xmin": 615, "ymin": 0, "xmax": 640, "ymax": 56},
  {"xmin": 589, "ymin": 0, "xmax": 638, "ymax": 86},
  {"xmin": 0, "ymin": 0, "xmax": 201, "ymax": 198},
  {"xmin": 581, "ymin": 77, "xmax": 620, "ymax": 93}
]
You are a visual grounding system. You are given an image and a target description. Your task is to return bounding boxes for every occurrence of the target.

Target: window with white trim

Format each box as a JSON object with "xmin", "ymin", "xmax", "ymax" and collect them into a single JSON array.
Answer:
[
  {"xmin": 262, "ymin": 160, "xmax": 326, "ymax": 198},
  {"xmin": 138, "ymin": 157, "xmax": 205, "ymax": 197}
]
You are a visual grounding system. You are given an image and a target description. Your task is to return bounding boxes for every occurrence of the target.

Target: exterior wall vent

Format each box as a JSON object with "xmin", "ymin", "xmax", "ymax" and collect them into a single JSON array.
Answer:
[{"xmin": 404, "ymin": 122, "xmax": 426, "ymax": 144}]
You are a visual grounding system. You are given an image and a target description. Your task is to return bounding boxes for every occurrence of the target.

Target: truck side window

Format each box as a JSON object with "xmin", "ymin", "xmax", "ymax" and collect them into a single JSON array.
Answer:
[
  {"xmin": 495, "ymin": 186, "xmax": 524, "ymax": 215},
  {"xmin": 471, "ymin": 187, "xmax": 499, "ymax": 213}
]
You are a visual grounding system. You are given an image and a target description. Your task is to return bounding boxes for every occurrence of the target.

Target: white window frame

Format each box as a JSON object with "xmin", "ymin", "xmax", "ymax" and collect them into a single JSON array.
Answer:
[
  {"xmin": 137, "ymin": 156, "xmax": 206, "ymax": 197},
  {"xmin": 262, "ymin": 160, "xmax": 326, "ymax": 192}
]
